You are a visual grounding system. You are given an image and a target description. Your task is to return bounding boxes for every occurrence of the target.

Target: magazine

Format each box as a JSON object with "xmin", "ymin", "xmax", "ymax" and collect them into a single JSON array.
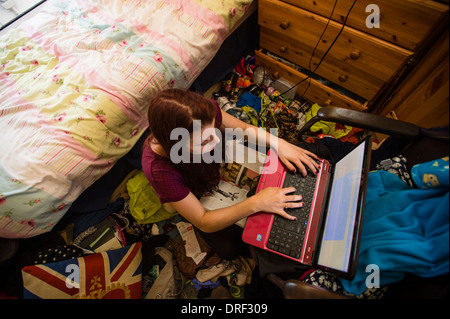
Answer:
[{"xmin": 200, "ymin": 140, "xmax": 267, "ymax": 228}]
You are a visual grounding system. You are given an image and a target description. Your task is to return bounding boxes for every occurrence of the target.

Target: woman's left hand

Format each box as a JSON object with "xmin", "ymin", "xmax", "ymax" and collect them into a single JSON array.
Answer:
[{"xmin": 277, "ymin": 139, "xmax": 320, "ymax": 176}]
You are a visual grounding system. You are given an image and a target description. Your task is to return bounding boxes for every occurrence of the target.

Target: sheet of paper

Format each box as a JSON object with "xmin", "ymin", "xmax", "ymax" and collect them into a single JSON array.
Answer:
[{"xmin": 176, "ymin": 221, "xmax": 206, "ymax": 264}]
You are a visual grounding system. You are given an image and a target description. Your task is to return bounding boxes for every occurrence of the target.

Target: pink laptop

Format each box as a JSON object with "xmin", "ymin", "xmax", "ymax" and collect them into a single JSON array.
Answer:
[{"xmin": 242, "ymin": 137, "xmax": 372, "ymax": 278}]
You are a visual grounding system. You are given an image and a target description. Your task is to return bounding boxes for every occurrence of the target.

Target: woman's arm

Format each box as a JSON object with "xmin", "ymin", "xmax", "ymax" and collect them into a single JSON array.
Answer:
[
  {"xmin": 221, "ymin": 110, "xmax": 319, "ymax": 176},
  {"xmin": 170, "ymin": 110, "xmax": 319, "ymax": 233},
  {"xmin": 170, "ymin": 187, "xmax": 303, "ymax": 233}
]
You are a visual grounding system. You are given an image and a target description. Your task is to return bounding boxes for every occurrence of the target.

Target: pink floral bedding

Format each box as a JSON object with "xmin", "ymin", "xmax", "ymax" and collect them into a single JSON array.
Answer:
[{"xmin": 0, "ymin": 0, "xmax": 253, "ymax": 238}]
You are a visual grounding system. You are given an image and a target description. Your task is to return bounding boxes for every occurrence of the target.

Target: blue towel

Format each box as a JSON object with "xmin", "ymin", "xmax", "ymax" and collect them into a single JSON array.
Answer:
[{"xmin": 340, "ymin": 157, "xmax": 449, "ymax": 295}]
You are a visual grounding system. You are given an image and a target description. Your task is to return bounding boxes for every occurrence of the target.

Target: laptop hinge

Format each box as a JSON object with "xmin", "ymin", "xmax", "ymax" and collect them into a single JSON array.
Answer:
[
  {"xmin": 323, "ymin": 160, "xmax": 334, "ymax": 174},
  {"xmin": 310, "ymin": 250, "xmax": 317, "ymax": 265}
]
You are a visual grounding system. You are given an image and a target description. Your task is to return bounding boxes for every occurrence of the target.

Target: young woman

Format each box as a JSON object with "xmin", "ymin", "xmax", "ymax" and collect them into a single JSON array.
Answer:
[{"xmin": 142, "ymin": 88, "xmax": 319, "ymax": 260}]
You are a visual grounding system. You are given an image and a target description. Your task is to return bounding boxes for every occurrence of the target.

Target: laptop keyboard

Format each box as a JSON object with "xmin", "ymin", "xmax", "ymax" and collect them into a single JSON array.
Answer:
[{"xmin": 266, "ymin": 170, "xmax": 317, "ymax": 259}]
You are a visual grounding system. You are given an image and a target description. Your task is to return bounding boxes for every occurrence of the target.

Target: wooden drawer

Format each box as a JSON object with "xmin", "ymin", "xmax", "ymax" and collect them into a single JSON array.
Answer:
[
  {"xmin": 379, "ymin": 30, "xmax": 449, "ymax": 128},
  {"xmin": 255, "ymin": 50, "xmax": 368, "ymax": 111},
  {"xmin": 260, "ymin": 26, "xmax": 382, "ymax": 100},
  {"xmin": 281, "ymin": 0, "xmax": 449, "ymax": 51},
  {"xmin": 259, "ymin": 0, "xmax": 412, "ymax": 89}
]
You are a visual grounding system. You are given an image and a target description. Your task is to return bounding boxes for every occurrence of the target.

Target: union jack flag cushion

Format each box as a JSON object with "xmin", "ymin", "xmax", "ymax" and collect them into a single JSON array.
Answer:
[{"xmin": 22, "ymin": 242, "xmax": 142, "ymax": 299}]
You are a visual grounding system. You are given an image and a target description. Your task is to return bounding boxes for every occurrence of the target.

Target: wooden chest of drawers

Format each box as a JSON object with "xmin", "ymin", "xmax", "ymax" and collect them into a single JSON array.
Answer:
[{"xmin": 256, "ymin": 0, "xmax": 449, "ymax": 111}]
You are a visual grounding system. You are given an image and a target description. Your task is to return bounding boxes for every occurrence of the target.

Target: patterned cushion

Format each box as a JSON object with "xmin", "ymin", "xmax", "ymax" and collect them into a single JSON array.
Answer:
[{"xmin": 22, "ymin": 242, "xmax": 142, "ymax": 299}]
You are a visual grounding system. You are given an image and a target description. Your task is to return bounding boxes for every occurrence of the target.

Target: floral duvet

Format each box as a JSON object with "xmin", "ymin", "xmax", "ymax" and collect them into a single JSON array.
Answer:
[{"xmin": 0, "ymin": 0, "xmax": 253, "ymax": 238}]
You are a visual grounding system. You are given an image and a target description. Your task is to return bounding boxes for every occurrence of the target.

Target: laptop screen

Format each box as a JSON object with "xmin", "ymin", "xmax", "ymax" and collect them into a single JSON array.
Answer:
[{"xmin": 316, "ymin": 140, "xmax": 367, "ymax": 273}]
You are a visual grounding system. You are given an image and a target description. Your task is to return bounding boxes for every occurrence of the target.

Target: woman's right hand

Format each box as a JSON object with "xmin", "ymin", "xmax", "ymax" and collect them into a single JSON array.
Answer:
[{"xmin": 250, "ymin": 186, "xmax": 304, "ymax": 220}]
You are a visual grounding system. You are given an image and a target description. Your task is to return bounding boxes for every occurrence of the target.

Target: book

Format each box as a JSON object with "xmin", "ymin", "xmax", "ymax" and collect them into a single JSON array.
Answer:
[{"xmin": 200, "ymin": 140, "xmax": 266, "ymax": 228}]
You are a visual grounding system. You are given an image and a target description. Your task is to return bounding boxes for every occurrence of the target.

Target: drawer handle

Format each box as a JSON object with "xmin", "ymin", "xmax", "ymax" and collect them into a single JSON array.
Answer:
[
  {"xmin": 338, "ymin": 74, "xmax": 348, "ymax": 82},
  {"xmin": 349, "ymin": 50, "xmax": 360, "ymax": 60},
  {"xmin": 279, "ymin": 46, "xmax": 287, "ymax": 53},
  {"xmin": 279, "ymin": 21, "xmax": 290, "ymax": 30}
]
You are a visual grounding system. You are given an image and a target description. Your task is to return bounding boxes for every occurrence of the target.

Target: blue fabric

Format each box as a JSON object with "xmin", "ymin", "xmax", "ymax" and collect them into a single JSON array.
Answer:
[
  {"xmin": 236, "ymin": 92, "xmax": 262, "ymax": 114},
  {"xmin": 192, "ymin": 278, "xmax": 220, "ymax": 291},
  {"xmin": 411, "ymin": 157, "xmax": 449, "ymax": 189},
  {"xmin": 67, "ymin": 197, "xmax": 125, "ymax": 237},
  {"xmin": 340, "ymin": 158, "xmax": 449, "ymax": 295}
]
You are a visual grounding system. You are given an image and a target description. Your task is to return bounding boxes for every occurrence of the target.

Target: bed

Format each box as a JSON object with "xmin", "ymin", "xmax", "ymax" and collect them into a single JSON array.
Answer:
[{"xmin": 0, "ymin": 0, "xmax": 256, "ymax": 238}]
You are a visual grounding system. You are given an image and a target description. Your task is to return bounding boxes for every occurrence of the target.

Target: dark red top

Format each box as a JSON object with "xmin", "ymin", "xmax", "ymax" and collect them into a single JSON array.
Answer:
[{"xmin": 142, "ymin": 100, "xmax": 222, "ymax": 204}]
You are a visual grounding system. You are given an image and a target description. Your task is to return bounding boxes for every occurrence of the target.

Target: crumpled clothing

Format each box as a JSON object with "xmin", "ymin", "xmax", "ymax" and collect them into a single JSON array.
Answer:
[
  {"xmin": 126, "ymin": 171, "xmax": 179, "ymax": 224},
  {"xmin": 236, "ymin": 92, "xmax": 262, "ymax": 126},
  {"xmin": 236, "ymin": 92, "xmax": 262, "ymax": 114},
  {"xmin": 110, "ymin": 200, "xmax": 154, "ymax": 244},
  {"xmin": 264, "ymin": 106, "xmax": 299, "ymax": 142},
  {"xmin": 196, "ymin": 256, "xmax": 255, "ymax": 287},
  {"xmin": 375, "ymin": 156, "xmax": 413, "ymax": 186},
  {"xmin": 191, "ymin": 278, "xmax": 221, "ymax": 291},
  {"xmin": 306, "ymin": 104, "xmax": 353, "ymax": 139}
]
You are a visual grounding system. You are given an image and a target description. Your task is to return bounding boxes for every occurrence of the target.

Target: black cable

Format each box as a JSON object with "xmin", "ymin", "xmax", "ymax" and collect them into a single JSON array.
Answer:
[
  {"xmin": 279, "ymin": 0, "xmax": 358, "ymax": 98},
  {"xmin": 296, "ymin": 0, "xmax": 338, "ymax": 103},
  {"xmin": 308, "ymin": 0, "xmax": 338, "ymax": 75}
]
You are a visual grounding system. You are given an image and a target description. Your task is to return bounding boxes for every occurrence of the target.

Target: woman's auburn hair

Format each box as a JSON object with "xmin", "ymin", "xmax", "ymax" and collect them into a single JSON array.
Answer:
[{"xmin": 145, "ymin": 88, "xmax": 222, "ymax": 198}]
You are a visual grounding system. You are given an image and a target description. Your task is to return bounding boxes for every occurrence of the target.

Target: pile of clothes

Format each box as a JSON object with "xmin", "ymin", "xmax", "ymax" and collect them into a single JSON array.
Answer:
[{"xmin": 1, "ymin": 167, "xmax": 259, "ymax": 299}]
